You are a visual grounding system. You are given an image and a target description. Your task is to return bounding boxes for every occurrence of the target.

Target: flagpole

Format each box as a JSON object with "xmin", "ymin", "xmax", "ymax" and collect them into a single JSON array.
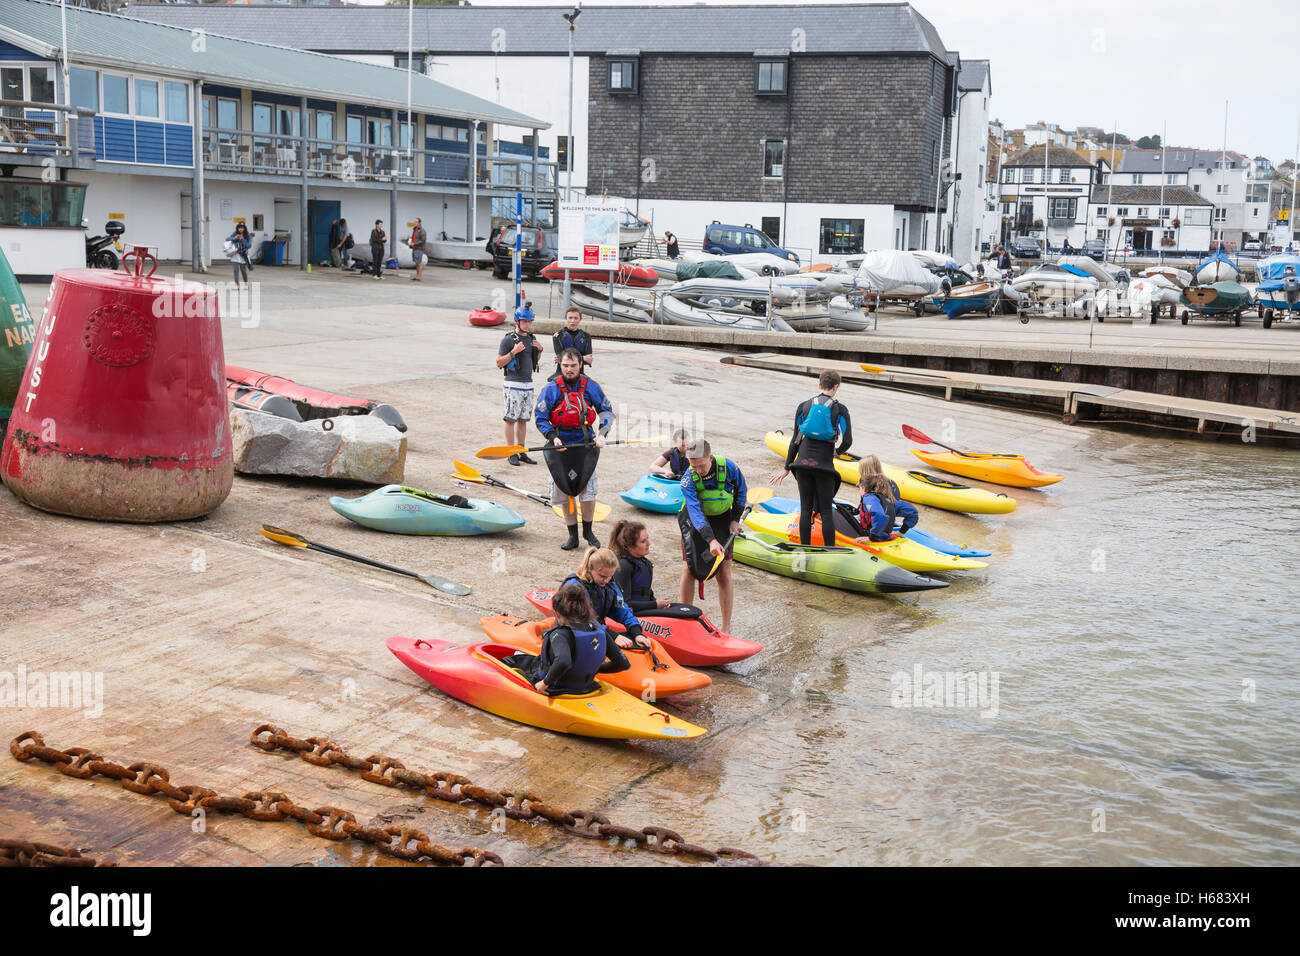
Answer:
[
  {"xmin": 405, "ymin": 0, "xmax": 413, "ymax": 171},
  {"xmin": 1159, "ymin": 121, "xmax": 1166, "ymax": 264}
]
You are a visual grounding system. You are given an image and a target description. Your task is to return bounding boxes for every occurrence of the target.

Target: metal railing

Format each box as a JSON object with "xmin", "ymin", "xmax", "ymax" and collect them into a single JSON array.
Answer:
[
  {"xmin": 0, "ymin": 99, "xmax": 96, "ymax": 158},
  {"xmin": 200, "ymin": 126, "xmax": 557, "ymax": 193}
]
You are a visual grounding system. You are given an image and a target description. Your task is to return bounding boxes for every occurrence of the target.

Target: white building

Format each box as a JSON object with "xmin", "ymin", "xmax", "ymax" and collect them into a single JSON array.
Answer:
[
  {"xmin": 998, "ymin": 146, "xmax": 1106, "ymax": 251},
  {"xmin": 1085, "ymin": 186, "xmax": 1213, "ymax": 255},
  {"xmin": 1115, "ymin": 149, "xmax": 1260, "ymax": 249},
  {"xmin": 944, "ymin": 58, "xmax": 991, "ymax": 265}
]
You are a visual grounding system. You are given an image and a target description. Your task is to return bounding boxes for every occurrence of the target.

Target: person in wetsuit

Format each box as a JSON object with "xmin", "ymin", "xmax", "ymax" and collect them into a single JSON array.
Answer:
[
  {"xmin": 853, "ymin": 455, "xmax": 919, "ymax": 543},
  {"xmin": 770, "ymin": 369, "xmax": 853, "ymax": 547},
  {"xmin": 506, "ymin": 583, "xmax": 630, "ymax": 694},
  {"xmin": 649, "ymin": 429, "xmax": 692, "ymax": 479},
  {"xmin": 560, "ymin": 547, "xmax": 650, "ymax": 650},
  {"xmin": 611, "ymin": 519, "xmax": 674, "ymax": 613},
  {"xmin": 549, "ymin": 306, "xmax": 594, "ymax": 380}
]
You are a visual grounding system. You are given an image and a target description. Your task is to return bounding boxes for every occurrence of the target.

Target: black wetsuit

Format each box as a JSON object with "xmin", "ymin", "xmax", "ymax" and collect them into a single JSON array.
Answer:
[
  {"xmin": 614, "ymin": 554, "xmax": 658, "ymax": 613},
  {"xmin": 785, "ymin": 395, "xmax": 853, "ymax": 547}
]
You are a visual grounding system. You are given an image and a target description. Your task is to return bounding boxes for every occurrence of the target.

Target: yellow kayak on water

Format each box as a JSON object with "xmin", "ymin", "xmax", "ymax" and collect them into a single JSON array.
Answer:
[
  {"xmin": 743, "ymin": 509, "xmax": 988, "ymax": 573},
  {"xmin": 909, "ymin": 449, "xmax": 1063, "ymax": 488},
  {"xmin": 764, "ymin": 431, "xmax": 1016, "ymax": 515}
]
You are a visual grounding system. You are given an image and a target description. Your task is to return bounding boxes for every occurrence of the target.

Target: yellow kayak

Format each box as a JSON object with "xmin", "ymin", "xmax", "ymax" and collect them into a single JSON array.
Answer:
[
  {"xmin": 764, "ymin": 431, "xmax": 1015, "ymax": 515},
  {"xmin": 909, "ymin": 449, "xmax": 1063, "ymax": 488},
  {"xmin": 743, "ymin": 509, "xmax": 987, "ymax": 573}
]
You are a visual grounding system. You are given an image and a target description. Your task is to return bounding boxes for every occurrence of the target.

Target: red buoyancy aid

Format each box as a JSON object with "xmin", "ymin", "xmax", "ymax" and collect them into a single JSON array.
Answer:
[{"xmin": 549, "ymin": 375, "xmax": 598, "ymax": 429}]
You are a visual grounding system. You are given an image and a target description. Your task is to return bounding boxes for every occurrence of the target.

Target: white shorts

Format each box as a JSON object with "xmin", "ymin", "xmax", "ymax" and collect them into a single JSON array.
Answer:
[
  {"xmin": 549, "ymin": 474, "xmax": 598, "ymax": 505},
  {"xmin": 502, "ymin": 385, "xmax": 533, "ymax": 422}
]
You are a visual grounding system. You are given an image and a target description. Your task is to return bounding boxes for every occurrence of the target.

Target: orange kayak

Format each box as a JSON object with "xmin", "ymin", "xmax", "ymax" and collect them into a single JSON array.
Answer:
[
  {"xmin": 909, "ymin": 449, "xmax": 1063, "ymax": 488},
  {"xmin": 479, "ymin": 615, "xmax": 710, "ymax": 698},
  {"xmin": 387, "ymin": 637, "xmax": 705, "ymax": 740}
]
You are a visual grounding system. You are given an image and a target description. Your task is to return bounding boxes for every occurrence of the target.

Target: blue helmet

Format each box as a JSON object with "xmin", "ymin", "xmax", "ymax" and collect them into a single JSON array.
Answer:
[{"xmin": 514, "ymin": 305, "xmax": 535, "ymax": 322}]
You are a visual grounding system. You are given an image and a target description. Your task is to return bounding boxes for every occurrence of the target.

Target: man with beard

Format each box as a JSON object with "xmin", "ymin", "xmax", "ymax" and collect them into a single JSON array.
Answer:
[{"xmin": 535, "ymin": 349, "xmax": 614, "ymax": 550}]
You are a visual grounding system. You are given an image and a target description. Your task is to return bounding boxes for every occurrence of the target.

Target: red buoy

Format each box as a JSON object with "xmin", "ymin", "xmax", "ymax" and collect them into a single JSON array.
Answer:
[{"xmin": 0, "ymin": 251, "xmax": 233, "ymax": 521}]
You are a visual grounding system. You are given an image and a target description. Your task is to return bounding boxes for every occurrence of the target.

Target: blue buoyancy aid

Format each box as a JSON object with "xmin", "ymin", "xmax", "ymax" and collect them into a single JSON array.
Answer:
[
  {"xmin": 798, "ymin": 394, "xmax": 837, "ymax": 441},
  {"xmin": 538, "ymin": 624, "xmax": 607, "ymax": 693}
]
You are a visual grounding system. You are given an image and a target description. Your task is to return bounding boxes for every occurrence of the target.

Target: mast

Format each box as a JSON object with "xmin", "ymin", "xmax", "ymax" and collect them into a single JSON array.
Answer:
[
  {"xmin": 1159, "ymin": 121, "xmax": 1166, "ymax": 263},
  {"xmin": 1108, "ymin": 121, "xmax": 1117, "ymax": 255},
  {"xmin": 1219, "ymin": 100, "xmax": 1228, "ymax": 249},
  {"xmin": 406, "ymin": 0, "xmax": 413, "ymax": 169}
]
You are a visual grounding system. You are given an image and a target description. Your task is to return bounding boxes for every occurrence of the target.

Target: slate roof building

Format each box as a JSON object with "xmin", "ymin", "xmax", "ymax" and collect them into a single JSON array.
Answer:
[{"xmin": 126, "ymin": 2, "xmax": 993, "ymax": 262}]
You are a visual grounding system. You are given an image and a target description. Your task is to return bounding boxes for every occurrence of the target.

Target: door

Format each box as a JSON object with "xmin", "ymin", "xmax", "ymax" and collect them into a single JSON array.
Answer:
[
  {"xmin": 273, "ymin": 197, "xmax": 298, "ymax": 263},
  {"xmin": 760, "ymin": 216, "xmax": 781, "ymax": 244},
  {"xmin": 308, "ymin": 199, "xmax": 341, "ymax": 266}
]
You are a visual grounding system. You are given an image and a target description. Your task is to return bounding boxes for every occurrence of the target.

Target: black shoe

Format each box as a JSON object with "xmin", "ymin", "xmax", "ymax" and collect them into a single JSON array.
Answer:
[
  {"xmin": 508, "ymin": 453, "xmax": 521, "ymax": 466},
  {"xmin": 561, "ymin": 527, "xmax": 580, "ymax": 550},
  {"xmin": 517, "ymin": 452, "xmax": 538, "ymax": 465},
  {"xmin": 582, "ymin": 521, "xmax": 601, "ymax": 549}
]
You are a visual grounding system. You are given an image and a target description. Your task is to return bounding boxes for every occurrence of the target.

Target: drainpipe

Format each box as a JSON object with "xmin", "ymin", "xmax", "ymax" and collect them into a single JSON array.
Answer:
[
  {"xmin": 300, "ymin": 95, "xmax": 308, "ymax": 271},
  {"xmin": 530, "ymin": 126, "xmax": 539, "ymax": 225},
  {"xmin": 782, "ymin": 57, "xmax": 791, "ymax": 247},
  {"xmin": 468, "ymin": 119, "xmax": 480, "ymax": 242},
  {"xmin": 390, "ymin": 111, "xmax": 399, "ymax": 259},
  {"xmin": 191, "ymin": 79, "xmax": 205, "ymax": 272}
]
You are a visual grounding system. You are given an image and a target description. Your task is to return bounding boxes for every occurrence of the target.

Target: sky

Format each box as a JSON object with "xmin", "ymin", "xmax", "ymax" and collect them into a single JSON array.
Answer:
[{"xmin": 363, "ymin": 0, "xmax": 1300, "ymax": 163}]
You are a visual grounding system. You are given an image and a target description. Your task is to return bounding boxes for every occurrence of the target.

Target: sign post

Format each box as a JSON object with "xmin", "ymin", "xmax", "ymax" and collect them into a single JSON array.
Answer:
[{"xmin": 557, "ymin": 199, "xmax": 622, "ymax": 319}]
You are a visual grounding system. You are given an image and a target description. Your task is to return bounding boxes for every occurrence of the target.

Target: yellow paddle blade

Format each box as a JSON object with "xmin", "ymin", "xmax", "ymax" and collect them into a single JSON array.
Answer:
[
  {"xmin": 451, "ymin": 459, "xmax": 486, "ymax": 482},
  {"xmin": 260, "ymin": 525, "xmax": 307, "ymax": 548},
  {"xmin": 475, "ymin": 444, "xmax": 525, "ymax": 460},
  {"xmin": 748, "ymin": 487, "xmax": 774, "ymax": 505},
  {"xmin": 552, "ymin": 501, "xmax": 612, "ymax": 522},
  {"xmin": 705, "ymin": 550, "xmax": 725, "ymax": 580}
]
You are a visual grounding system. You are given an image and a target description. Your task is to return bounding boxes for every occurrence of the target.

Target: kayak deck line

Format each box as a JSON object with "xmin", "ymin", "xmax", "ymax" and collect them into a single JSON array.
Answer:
[{"xmin": 720, "ymin": 353, "xmax": 1300, "ymax": 440}]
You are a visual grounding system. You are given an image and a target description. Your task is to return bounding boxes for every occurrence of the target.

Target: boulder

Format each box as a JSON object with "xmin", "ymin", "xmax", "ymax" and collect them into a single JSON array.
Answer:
[{"xmin": 231, "ymin": 408, "xmax": 406, "ymax": 483}]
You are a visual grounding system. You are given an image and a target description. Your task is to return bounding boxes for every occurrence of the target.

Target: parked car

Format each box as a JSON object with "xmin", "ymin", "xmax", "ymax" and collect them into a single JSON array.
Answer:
[
  {"xmin": 703, "ymin": 221, "xmax": 799, "ymax": 268},
  {"xmin": 1082, "ymin": 239, "xmax": 1106, "ymax": 261},
  {"xmin": 491, "ymin": 224, "xmax": 559, "ymax": 280},
  {"xmin": 1012, "ymin": 237, "xmax": 1042, "ymax": 259},
  {"xmin": 1243, "ymin": 240, "xmax": 1263, "ymax": 254}
]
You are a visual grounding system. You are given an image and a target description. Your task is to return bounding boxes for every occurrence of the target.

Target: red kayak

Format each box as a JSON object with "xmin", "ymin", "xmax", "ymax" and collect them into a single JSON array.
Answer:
[
  {"xmin": 524, "ymin": 586, "xmax": 761, "ymax": 667},
  {"xmin": 539, "ymin": 261, "xmax": 658, "ymax": 288},
  {"xmin": 226, "ymin": 365, "xmax": 407, "ymax": 432},
  {"xmin": 468, "ymin": 307, "xmax": 504, "ymax": 327},
  {"xmin": 226, "ymin": 382, "xmax": 302, "ymax": 421}
]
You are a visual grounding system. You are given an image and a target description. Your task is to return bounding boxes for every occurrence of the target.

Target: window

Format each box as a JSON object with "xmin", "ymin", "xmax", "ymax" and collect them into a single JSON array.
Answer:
[
  {"xmin": 70, "ymin": 68, "xmax": 98, "ymax": 111},
  {"xmin": 346, "ymin": 114, "xmax": 363, "ymax": 143},
  {"xmin": 557, "ymin": 135, "xmax": 571, "ymax": 172},
  {"xmin": 216, "ymin": 98, "xmax": 238, "ymax": 130},
  {"xmin": 1184, "ymin": 207, "xmax": 1211, "ymax": 226},
  {"xmin": 1096, "ymin": 229, "xmax": 1106, "ymax": 240},
  {"xmin": 1116, "ymin": 207, "xmax": 1129, "ymax": 217},
  {"xmin": 1162, "ymin": 229, "xmax": 1175, "ymax": 242},
  {"xmin": 819, "ymin": 218, "xmax": 864, "ymax": 255},
  {"xmin": 1166, "ymin": 173, "xmax": 1178, "ymax": 184},
  {"xmin": 755, "ymin": 59, "xmax": 787, "ymax": 95},
  {"xmin": 1213, "ymin": 208, "xmax": 1227, "ymax": 223},
  {"xmin": 28, "ymin": 66, "xmax": 55, "ymax": 104},
  {"xmin": 760, "ymin": 217, "xmax": 781, "ymax": 243},
  {"xmin": 1216, "ymin": 184, "xmax": 1227, "ymax": 194},
  {"xmin": 1159, "ymin": 207, "xmax": 1170, "ymax": 219},
  {"xmin": 135, "ymin": 79, "xmax": 158, "ymax": 118},
  {"xmin": 1193, "ymin": 184, "xmax": 1200, "ymax": 193},
  {"xmin": 1049, "ymin": 198, "xmax": 1076, "ymax": 219},
  {"xmin": 314, "ymin": 110, "xmax": 334, "ymax": 142},
  {"xmin": 103, "ymin": 73, "xmax": 129, "ymax": 114},
  {"xmin": 608, "ymin": 60, "xmax": 638, "ymax": 93},
  {"xmin": 1058, "ymin": 168, "xmax": 1070, "ymax": 183},
  {"xmin": 394, "ymin": 54, "xmax": 426, "ymax": 73},
  {"xmin": 165, "ymin": 82, "xmax": 188, "ymax": 123},
  {"xmin": 763, "ymin": 139, "xmax": 784, "ymax": 178},
  {"xmin": 0, "ymin": 180, "xmax": 86, "ymax": 228},
  {"xmin": 276, "ymin": 106, "xmax": 300, "ymax": 138},
  {"xmin": 1137, "ymin": 207, "xmax": 1148, "ymax": 217},
  {"xmin": 1133, "ymin": 174, "xmax": 1143, "ymax": 184},
  {"xmin": 1096, "ymin": 206, "xmax": 1107, "ymax": 218}
]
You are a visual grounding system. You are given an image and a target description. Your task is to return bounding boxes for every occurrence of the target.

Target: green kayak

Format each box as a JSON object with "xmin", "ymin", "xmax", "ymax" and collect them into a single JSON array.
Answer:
[
  {"xmin": 732, "ymin": 530, "xmax": 948, "ymax": 594},
  {"xmin": 330, "ymin": 485, "xmax": 525, "ymax": 535}
]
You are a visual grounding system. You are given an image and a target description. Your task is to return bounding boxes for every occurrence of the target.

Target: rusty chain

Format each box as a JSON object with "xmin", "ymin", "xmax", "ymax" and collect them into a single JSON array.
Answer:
[
  {"xmin": 250, "ymin": 723, "xmax": 770, "ymax": 865},
  {"xmin": 9, "ymin": 731, "xmax": 503, "ymax": 867},
  {"xmin": 0, "ymin": 837, "xmax": 114, "ymax": 868}
]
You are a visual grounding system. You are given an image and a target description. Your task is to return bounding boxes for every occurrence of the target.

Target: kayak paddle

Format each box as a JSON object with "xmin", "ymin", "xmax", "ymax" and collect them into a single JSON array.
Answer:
[
  {"xmin": 451, "ymin": 460, "xmax": 611, "ymax": 521},
  {"xmin": 474, "ymin": 435, "xmax": 665, "ymax": 460},
  {"xmin": 705, "ymin": 488, "xmax": 773, "ymax": 581},
  {"xmin": 258, "ymin": 525, "xmax": 471, "ymax": 596},
  {"xmin": 902, "ymin": 424, "xmax": 1017, "ymax": 459},
  {"xmin": 737, "ymin": 530, "xmax": 857, "ymax": 556}
]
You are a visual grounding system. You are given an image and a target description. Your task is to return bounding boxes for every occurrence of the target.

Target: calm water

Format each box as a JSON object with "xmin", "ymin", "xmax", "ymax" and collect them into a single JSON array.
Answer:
[{"xmin": 648, "ymin": 429, "xmax": 1300, "ymax": 865}]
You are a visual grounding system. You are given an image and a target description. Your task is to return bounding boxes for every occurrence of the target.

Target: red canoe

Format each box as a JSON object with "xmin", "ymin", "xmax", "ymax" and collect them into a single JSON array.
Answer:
[
  {"xmin": 524, "ymin": 587, "xmax": 762, "ymax": 667},
  {"xmin": 468, "ymin": 308, "xmax": 505, "ymax": 327},
  {"xmin": 226, "ymin": 365, "xmax": 407, "ymax": 432},
  {"xmin": 539, "ymin": 261, "xmax": 659, "ymax": 288}
]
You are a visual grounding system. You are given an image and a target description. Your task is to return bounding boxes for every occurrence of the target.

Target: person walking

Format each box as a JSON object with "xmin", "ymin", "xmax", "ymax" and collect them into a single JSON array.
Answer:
[
  {"xmin": 995, "ymin": 245, "xmax": 1012, "ymax": 271},
  {"xmin": 535, "ymin": 348, "xmax": 614, "ymax": 551},
  {"xmin": 369, "ymin": 219, "xmax": 386, "ymax": 279},
  {"xmin": 770, "ymin": 369, "xmax": 852, "ymax": 547},
  {"xmin": 336, "ymin": 218, "xmax": 354, "ymax": 270},
  {"xmin": 410, "ymin": 217, "xmax": 427, "ymax": 281},
  {"xmin": 549, "ymin": 305, "xmax": 593, "ymax": 380},
  {"xmin": 664, "ymin": 230, "xmax": 680, "ymax": 259},
  {"xmin": 226, "ymin": 222, "xmax": 254, "ymax": 287},
  {"xmin": 495, "ymin": 303, "xmax": 543, "ymax": 467},
  {"xmin": 328, "ymin": 219, "xmax": 341, "ymax": 268},
  {"xmin": 677, "ymin": 439, "xmax": 746, "ymax": 634}
]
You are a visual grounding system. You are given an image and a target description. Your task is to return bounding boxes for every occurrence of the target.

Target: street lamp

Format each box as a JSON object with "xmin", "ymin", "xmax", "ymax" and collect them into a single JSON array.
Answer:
[{"xmin": 561, "ymin": 5, "xmax": 581, "ymax": 317}]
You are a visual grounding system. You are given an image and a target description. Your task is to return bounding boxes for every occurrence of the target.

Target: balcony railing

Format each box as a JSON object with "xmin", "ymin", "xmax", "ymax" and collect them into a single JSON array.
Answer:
[
  {"xmin": 200, "ymin": 127, "xmax": 556, "ymax": 193},
  {"xmin": 0, "ymin": 100, "xmax": 96, "ymax": 158}
]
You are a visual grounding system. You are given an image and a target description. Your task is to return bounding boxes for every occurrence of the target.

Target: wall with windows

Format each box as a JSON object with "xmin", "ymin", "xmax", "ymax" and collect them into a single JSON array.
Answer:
[{"xmin": 63, "ymin": 65, "xmax": 194, "ymax": 166}]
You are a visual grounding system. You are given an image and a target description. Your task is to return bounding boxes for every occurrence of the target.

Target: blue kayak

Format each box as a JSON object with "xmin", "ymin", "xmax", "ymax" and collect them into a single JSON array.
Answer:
[
  {"xmin": 619, "ymin": 473, "xmax": 684, "ymax": 514},
  {"xmin": 754, "ymin": 495, "xmax": 991, "ymax": 558},
  {"xmin": 330, "ymin": 485, "xmax": 524, "ymax": 535}
]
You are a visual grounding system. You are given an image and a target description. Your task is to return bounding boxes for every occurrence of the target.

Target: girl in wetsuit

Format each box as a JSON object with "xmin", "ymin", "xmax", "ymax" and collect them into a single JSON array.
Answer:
[
  {"xmin": 611, "ymin": 520, "xmax": 674, "ymax": 613},
  {"xmin": 649, "ymin": 429, "xmax": 691, "ymax": 479},
  {"xmin": 508, "ymin": 584, "xmax": 630, "ymax": 694},
  {"xmin": 561, "ymin": 548, "xmax": 651, "ymax": 650},
  {"xmin": 853, "ymin": 455, "xmax": 919, "ymax": 543},
  {"xmin": 771, "ymin": 369, "xmax": 853, "ymax": 547}
]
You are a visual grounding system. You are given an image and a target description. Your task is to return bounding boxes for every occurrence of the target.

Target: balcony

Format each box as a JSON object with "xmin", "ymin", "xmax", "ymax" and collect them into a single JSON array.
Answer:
[
  {"xmin": 0, "ymin": 100, "xmax": 97, "ymax": 160},
  {"xmin": 199, "ymin": 127, "xmax": 556, "ymax": 196}
]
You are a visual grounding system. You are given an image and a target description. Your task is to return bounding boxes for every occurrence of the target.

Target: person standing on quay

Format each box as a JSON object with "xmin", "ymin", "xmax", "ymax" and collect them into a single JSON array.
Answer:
[
  {"xmin": 771, "ymin": 370, "xmax": 852, "ymax": 547},
  {"xmin": 369, "ymin": 219, "xmax": 386, "ymax": 279}
]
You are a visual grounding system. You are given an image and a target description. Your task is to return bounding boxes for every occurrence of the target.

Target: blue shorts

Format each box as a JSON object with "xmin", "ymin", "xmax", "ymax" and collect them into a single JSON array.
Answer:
[{"xmin": 412, "ymin": 250, "xmax": 424, "ymax": 262}]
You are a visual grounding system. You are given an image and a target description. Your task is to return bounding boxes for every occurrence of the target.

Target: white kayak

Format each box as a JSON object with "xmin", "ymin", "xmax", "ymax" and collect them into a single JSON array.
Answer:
[{"xmin": 658, "ymin": 295, "xmax": 794, "ymax": 331}]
